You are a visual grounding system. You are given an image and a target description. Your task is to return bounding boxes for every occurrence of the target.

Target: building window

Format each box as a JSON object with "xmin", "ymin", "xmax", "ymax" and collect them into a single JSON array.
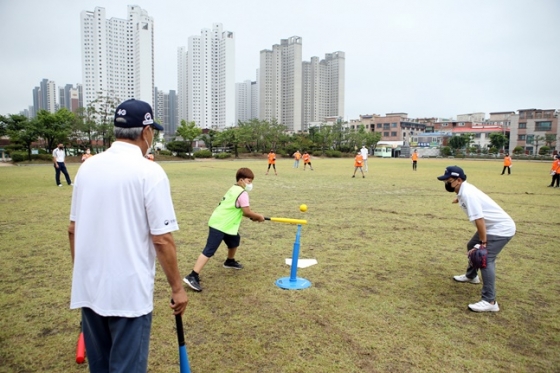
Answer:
[
  {"xmin": 518, "ymin": 135, "xmax": 526, "ymax": 141},
  {"xmin": 526, "ymin": 135, "xmax": 534, "ymax": 144},
  {"xmin": 535, "ymin": 121, "xmax": 552, "ymax": 131},
  {"xmin": 383, "ymin": 132, "xmax": 389, "ymax": 137},
  {"xmin": 518, "ymin": 123, "xmax": 527, "ymax": 129},
  {"xmin": 391, "ymin": 123, "xmax": 397, "ymax": 127},
  {"xmin": 376, "ymin": 123, "xmax": 382, "ymax": 128},
  {"xmin": 391, "ymin": 132, "xmax": 397, "ymax": 137}
]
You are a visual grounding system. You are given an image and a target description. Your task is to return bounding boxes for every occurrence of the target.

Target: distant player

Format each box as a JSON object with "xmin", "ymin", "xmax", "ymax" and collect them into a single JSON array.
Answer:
[
  {"xmin": 302, "ymin": 151, "xmax": 314, "ymax": 171},
  {"xmin": 411, "ymin": 149, "xmax": 419, "ymax": 171},
  {"xmin": 293, "ymin": 150, "xmax": 301, "ymax": 168},
  {"xmin": 501, "ymin": 153, "xmax": 511, "ymax": 175},
  {"xmin": 352, "ymin": 151, "xmax": 365, "ymax": 178},
  {"xmin": 360, "ymin": 145, "xmax": 369, "ymax": 172},
  {"xmin": 266, "ymin": 150, "xmax": 277, "ymax": 175}
]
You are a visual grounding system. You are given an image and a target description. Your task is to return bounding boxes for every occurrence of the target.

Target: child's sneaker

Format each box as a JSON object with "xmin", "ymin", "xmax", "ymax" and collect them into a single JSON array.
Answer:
[{"xmin": 223, "ymin": 258, "xmax": 243, "ymax": 269}]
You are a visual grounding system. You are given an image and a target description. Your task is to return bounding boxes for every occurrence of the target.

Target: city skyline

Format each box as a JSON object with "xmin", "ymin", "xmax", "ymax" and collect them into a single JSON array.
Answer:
[{"xmin": 0, "ymin": 0, "xmax": 559, "ymax": 120}]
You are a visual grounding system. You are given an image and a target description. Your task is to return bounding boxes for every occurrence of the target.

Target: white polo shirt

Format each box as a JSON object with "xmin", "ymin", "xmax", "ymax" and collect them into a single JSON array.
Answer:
[
  {"xmin": 457, "ymin": 181, "xmax": 516, "ymax": 237},
  {"xmin": 360, "ymin": 147, "xmax": 368, "ymax": 160},
  {"xmin": 70, "ymin": 141, "xmax": 179, "ymax": 317},
  {"xmin": 52, "ymin": 148, "xmax": 65, "ymax": 162}
]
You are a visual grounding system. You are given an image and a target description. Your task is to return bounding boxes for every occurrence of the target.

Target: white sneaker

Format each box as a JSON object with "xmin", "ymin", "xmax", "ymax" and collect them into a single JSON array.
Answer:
[
  {"xmin": 469, "ymin": 300, "xmax": 499, "ymax": 312},
  {"xmin": 453, "ymin": 274, "xmax": 480, "ymax": 284}
]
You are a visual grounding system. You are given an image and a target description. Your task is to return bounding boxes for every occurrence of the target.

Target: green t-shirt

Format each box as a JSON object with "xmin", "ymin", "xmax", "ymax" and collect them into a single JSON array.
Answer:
[{"xmin": 208, "ymin": 185, "xmax": 246, "ymax": 235}]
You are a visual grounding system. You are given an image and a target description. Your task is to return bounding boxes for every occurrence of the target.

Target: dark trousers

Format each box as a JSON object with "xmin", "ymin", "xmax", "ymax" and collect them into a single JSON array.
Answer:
[
  {"xmin": 412, "ymin": 161, "xmax": 417, "ymax": 170},
  {"xmin": 550, "ymin": 174, "xmax": 560, "ymax": 187},
  {"xmin": 82, "ymin": 307, "xmax": 152, "ymax": 373},
  {"xmin": 501, "ymin": 166, "xmax": 511, "ymax": 175},
  {"xmin": 54, "ymin": 162, "xmax": 71, "ymax": 185}
]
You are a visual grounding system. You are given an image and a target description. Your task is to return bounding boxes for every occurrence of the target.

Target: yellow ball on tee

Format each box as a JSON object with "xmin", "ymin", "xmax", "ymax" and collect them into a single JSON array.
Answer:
[{"xmin": 299, "ymin": 204, "xmax": 308, "ymax": 212}]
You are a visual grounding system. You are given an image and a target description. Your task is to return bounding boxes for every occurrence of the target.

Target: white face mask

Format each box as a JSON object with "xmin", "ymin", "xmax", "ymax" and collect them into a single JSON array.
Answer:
[{"xmin": 244, "ymin": 183, "xmax": 253, "ymax": 192}]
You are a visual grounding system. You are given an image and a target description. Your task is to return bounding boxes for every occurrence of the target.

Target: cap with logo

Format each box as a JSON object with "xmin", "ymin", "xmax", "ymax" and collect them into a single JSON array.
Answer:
[
  {"xmin": 114, "ymin": 99, "xmax": 163, "ymax": 131},
  {"xmin": 437, "ymin": 166, "xmax": 467, "ymax": 181}
]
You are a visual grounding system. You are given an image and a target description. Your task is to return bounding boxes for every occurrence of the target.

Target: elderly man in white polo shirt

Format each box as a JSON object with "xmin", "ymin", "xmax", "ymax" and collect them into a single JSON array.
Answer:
[
  {"xmin": 68, "ymin": 99, "xmax": 188, "ymax": 372},
  {"xmin": 360, "ymin": 145, "xmax": 369, "ymax": 172},
  {"xmin": 437, "ymin": 166, "xmax": 516, "ymax": 312}
]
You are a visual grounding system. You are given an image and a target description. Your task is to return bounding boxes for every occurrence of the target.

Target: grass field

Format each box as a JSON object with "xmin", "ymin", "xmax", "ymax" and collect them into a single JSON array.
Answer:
[{"xmin": 1, "ymin": 157, "xmax": 559, "ymax": 373}]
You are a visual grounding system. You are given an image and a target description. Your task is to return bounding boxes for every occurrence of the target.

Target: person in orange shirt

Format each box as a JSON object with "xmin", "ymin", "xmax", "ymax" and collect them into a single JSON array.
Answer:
[
  {"xmin": 352, "ymin": 151, "xmax": 365, "ymax": 178},
  {"xmin": 302, "ymin": 151, "xmax": 314, "ymax": 171},
  {"xmin": 411, "ymin": 149, "xmax": 419, "ymax": 171},
  {"xmin": 501, "ymin": 153, "xmax": 512, "ymax": 175},
  {"xmin": 548, "ymin": 154, "xmax": 560, "ymax": 187},
  {"xmin": 293, "ymin": 150, "xmax": 301, "ymax": 168},
  {"xmin": 81, "ymin": 148, "xmax": 92, "ymax": 162},
  {"xmin": 266, "ymin": 150, "xmax": 277, "ymax": 175}
]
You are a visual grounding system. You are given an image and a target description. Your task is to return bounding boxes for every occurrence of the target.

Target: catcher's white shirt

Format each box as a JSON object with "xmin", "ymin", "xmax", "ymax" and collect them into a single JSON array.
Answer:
[{"xmin": 457, "ymin": 181, "xmax": 516, "ymax": 237}]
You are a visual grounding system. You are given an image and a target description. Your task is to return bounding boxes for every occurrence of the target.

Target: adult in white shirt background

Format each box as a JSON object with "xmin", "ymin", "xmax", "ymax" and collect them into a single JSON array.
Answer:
[
  {"xmin": 360, "ymin": 145, "xmax": 369, "ymax": 172},
  {"xmin": 68, "ymin": 99, "xmax": 188, "ymax": 372},
  {"xmin": 437, "ymin": 166, "xmax": 516, "ymax": 313},
  {"xmin": 52, "ymin": 143, "xmax": 72, "ymax": 186}
]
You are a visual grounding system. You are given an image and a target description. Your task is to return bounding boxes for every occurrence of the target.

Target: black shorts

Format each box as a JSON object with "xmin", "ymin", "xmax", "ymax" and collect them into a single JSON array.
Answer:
[{"xmin": 202, "ymin": 227, "xmax": 241, "ymax": 258}]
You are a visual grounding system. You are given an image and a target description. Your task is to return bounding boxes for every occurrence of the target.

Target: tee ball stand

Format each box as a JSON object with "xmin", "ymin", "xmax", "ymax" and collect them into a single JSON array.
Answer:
[{"xmin": 275, "ymin": 224, "xmax": 311, "ymax": 290}]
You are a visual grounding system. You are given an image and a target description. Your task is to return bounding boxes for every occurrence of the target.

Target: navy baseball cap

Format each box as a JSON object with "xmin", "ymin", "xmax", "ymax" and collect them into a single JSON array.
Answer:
[
  {"xmin": 114, "ymin": 99, "xmax": 163, "ymax": 131},
  {"xmin": 437, "ymin": 166, "xmax": 467, "ymax": 181}
]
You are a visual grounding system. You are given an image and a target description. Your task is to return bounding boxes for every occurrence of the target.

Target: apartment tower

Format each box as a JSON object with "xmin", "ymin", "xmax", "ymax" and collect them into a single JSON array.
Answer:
[
  {"xmin": 302, "ymin": 52, "xmax": 345, "ymax": 130},
  {"xmin": 80, "ymin": 5, "xmax": 155, "ymax": 108},
  {"xmin": 259, "ymin": 36, "xmax": 303, "ymax": 132},
  {"xmin": 177, "ymin": 23, "xmax": 235, "ymax": 129}
]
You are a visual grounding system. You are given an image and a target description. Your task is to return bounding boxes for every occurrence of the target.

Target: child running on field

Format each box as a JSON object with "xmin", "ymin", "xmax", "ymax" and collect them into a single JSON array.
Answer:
[
  {"xmin": 183, "ymin": 168, "xmax": 265, "ymax": 292},
  {"xmin": 303, "ymin": 151, "xmax": 314, "ymax": 170},
  {"xmin": 353, "ymin": 151, "xmax": 365, "ymax": 178}
]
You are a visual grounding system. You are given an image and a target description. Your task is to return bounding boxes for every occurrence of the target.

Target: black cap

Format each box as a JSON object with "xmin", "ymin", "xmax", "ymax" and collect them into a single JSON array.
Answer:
[{"xmin": 114, "ymin": 99, "xmax": 163, "ymax": 131}]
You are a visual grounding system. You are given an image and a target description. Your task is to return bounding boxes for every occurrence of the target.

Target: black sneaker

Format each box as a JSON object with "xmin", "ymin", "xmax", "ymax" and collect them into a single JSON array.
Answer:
[
  {"xmin": 183, "ymin": 275, "xmax": 202, "ymax": 292},
  {"xmin": 223, "ymin": 259, "xmax": 243, "ymax": 269}
]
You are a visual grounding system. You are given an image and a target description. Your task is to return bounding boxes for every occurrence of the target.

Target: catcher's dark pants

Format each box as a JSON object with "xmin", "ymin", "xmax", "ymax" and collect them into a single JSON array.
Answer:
[
  {"xmin": 501, "ymin": 166, "xmax": 511, "ymax": 175},
  {"xmin": 466, "ymin": 232, "xmax": 513, "ymax": 303},
  {"xmin": 54, "ymin": 162, "xmax": 72, "ymax": 185}
]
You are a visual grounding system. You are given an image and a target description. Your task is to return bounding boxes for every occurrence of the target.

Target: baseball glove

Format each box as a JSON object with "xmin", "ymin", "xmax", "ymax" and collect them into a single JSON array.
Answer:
[{"xmin": 468, "ymin": 244, "xmax": 488, "ymax": 269}]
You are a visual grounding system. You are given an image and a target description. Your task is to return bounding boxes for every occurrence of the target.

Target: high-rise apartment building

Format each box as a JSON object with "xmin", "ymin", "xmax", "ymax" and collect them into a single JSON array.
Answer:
[
  {"xmin": 32, "ymin": 78, "xmax": 57, "ymax": 115},
  {"xmin": 80, "ymin": 6, "xmax": 155, "ymax": 109},
  {"xmin": 259, "ymin": 36, "xmax": 303, "ymax": 132},
  {"xmin": 154, "ymin": 87, "xmax": 179, "ymax": 140},
  {"xmin": 59, "ymin": 84, "xmax": 82, "ymax": 112},
  {"xmin": 235, "ymin": 80, "xmax": 258, "ymax": 124},
  {"xmin": 302, "ymin": 52, "xmax": 345, "ymax": 130},
  {"xmin": 177, "ymin": 23, "xmax": 235, "ymax": 129}
]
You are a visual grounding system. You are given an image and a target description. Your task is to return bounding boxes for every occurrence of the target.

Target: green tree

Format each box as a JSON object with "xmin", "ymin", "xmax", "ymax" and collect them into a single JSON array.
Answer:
[
  {"xmin": 36, "ymin": 109, "xmax": 75, "ymax": 152},
  {"xmin": 200, "ymin": 129, "xmax": 218, "ymax": 152},
  {"xmin": 448, "ymin": 135, "xmax": 467, "ymax": 150},
  {"xmin": 90, "ymin": 93, "xmax": 120, "ymax": 150},
  {"xmin": 5, "ymin": 114, "xmax": 39, "ymax": 161},
  {"xmin": 175, "ymin": 120, "xmax": 202, "ymax": 154},
  {"xmin": 544, "ymin": 134, "xmax": 556, "ymax": 148},
  {"xmin": 533, "ymin": 135, "xmax": 544, "ymax": 156},
  {"xmin": 489, "ymin": 133, "xmax": 508, "ymax": 152},
  {"xmin": 0, "ymin": 115, "xmax": 7, "ymax": 138}
]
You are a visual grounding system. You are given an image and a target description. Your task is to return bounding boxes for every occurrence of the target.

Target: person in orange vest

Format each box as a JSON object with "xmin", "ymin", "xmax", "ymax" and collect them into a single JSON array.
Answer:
[
  {"xmin": 548, "ymin": 154, "xmax": 560, "ymax": 187},
  {"xmin": 81, "ymin": 148, "xmax": 92, "ymax": 162},
  {"xmin": 501, "ymin": 153, "xmax": 512, "ymax": 175},
  {"xmin": 266, "ymin": 149, "xmax": 277, "ymax": 175},
  {"xmin": 352, "ymin": 151, "xmax": 365, "ymax": 178},
  {"xmin": 293, "ymin": 150, "xmax": 301, "ymax": 168},
  {"xmin": 411, "ymin": 149, "xmax": 419, "ymax": 171},
  {"xmin": 302, "ymin": 151, "xmax": 314, "ymax": 171}
]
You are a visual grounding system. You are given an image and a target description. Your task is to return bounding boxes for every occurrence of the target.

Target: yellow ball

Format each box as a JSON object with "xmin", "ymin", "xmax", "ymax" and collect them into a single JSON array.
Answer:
[{"xmin": 299, "ymin": 204, "xmax": 308, "ymax": 212}]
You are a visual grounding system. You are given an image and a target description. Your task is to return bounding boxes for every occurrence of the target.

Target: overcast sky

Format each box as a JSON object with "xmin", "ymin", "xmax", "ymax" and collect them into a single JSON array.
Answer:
[{"xmin": 1, "ymin": 0, "xmax": 558, "ymax": 120}]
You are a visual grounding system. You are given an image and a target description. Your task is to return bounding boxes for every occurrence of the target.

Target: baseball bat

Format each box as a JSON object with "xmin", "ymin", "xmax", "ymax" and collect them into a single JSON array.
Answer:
[
  {"xmin": 264, "ymin": 217, "xmax": 307, "ymax": 225},
  {"xmin": 76, "ymin": 331, "xmax": 86, "ymax": 364},
  {"xmin": 172, "ymin": 299, "xmax": 191, "ymax": 373}
]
